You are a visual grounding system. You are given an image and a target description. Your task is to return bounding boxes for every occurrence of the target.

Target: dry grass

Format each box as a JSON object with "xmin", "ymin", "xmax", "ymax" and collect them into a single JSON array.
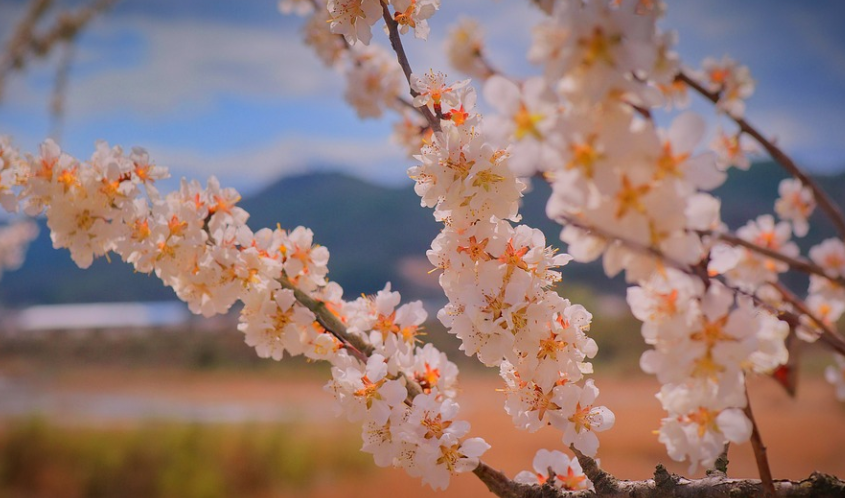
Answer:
[{"xmin": 1, "ymin": 366, "xmax": 843, "ymax": 497}]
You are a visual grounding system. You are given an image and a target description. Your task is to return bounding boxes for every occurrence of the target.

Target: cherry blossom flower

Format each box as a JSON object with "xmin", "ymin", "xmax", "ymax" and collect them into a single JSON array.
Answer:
[
  {"xmin": 445, "ymin": 18, "xmax": 491, "ymax": 80},
  {"xmin": 699, "ymin": 55, "xmax": 755, "ymax": 117},
  {"xmin": 326, "ymin": 0, "xmax": 383, "ymax": 45},
  {"xmin": 550, "ymin": 379, "xmax": 615, "ymax": 456},
  {"xmin": 810, "ymin": 238, "xmax": 845, "ymax": 278},
  {"xmin": 710, "ymin": 127, "xmax": 754, "ymax": 170},
  {"xmin": 774, "ymin": 178, "xmax": 815, "ymax": 237},
  {"xmin": 344, "ymin": 45, "xmax": 403, "ymax": 118},
  {"xmin": 514, "ymin": 449, "xmax": 590, "ymax": 491},
  {"xmin": 482, "ymin": 75, "xmax": 562, "ymax": 176},
  {"xmin": 391, "ymin": 0, "xmax": 439, "ymax": 40},
  {"xmin": 657, "ymin": 381, "xmax": 752, "ymax": 473},
  {"xmin": 327, "ymin": 353, "xmax": 408, "ymax": 425},
  {"xmin": 410, "ymin": 71, "xmax": 469, "ymax": 115}
]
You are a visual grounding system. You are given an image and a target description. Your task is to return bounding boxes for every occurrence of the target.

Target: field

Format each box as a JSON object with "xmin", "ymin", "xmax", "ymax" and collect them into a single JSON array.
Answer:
[{"xmin": 2, "ymin": 360, "xmax": 843, "ymax": 498}]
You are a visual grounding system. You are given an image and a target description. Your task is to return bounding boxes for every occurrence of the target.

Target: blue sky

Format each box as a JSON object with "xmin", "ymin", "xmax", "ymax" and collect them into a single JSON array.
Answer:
[{"xmin": 1, "ymin": 0, "xmax": 844, "ymax": 195}]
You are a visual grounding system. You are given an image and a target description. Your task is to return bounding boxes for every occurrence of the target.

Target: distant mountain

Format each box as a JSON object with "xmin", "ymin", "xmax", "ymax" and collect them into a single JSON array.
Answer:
[{"xmin": 2, "ymin": 162, "xmax": 844, "ymax": 306}]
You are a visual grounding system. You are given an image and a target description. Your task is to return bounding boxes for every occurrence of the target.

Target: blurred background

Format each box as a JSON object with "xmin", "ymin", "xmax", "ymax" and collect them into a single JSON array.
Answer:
[{"xmin": 1, "ymin": 1, "xmax": 845, "ymax": 496}]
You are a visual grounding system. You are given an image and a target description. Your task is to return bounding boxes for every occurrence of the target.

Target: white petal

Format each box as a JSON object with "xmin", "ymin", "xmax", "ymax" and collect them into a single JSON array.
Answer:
[
  {"xmin": 716, "ymin": 408, "xmax": 752, "ymax": 443},
  {"xmin": 668, "ymin": 112, "xmax": 705, "ymax": 153},
  {"xmin": 460, "ymin": 437, "xmax": 491, "ymax": 458}
]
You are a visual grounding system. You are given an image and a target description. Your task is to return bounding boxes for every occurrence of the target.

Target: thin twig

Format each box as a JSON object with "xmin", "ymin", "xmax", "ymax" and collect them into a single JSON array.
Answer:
[
  {"xmin": 472, "ymin": 462, "xmax": 528, "ymax": 498},
  {"xmin": 380, "ymin": 2, "xmax": 441, "ymax": 132},
  {"xmin": 743, "ymin": 383, "xmax": 776, "ymax": 498},
  {"xmin": 678, "ymin": 70, "xmax": 845, "ymax": 241},
  {"xmin": 278, "ymin": 274, "xmax": 373, "ymax": 361},
  {"xmin": 701, "ymin": 229, "xmax": 845, "ymax": 287},
  {"xmin": 774, "ymin": 281, "xmax": 845, "ymax": 357},
  {"xmin": 279, "ymin": 273, "xmax": 425, "ymax": 401},
  {"xmin": 557, "ymin": 214, "xmax": 845, "ymax": 358}
]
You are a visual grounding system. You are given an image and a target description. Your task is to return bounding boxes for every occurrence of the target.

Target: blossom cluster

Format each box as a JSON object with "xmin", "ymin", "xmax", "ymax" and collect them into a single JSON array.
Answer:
[
  {"xmin": 0, "ymin": 136, "xmax": 487, "ymax": 491},
  {"xmin": 3, "ymin": 0, "xmax": 842, "ymax": 490},
  {"xmin": 286, "ymin": 0, "xmax": 614, "ymax": 473},
  {"xmin": 408, "ymin": 73, "xmax": 614, "ymax": 457},
  {"xmin": 515, "ymin": 449, "xmax": 591, "ymax": 491},
  {"xmin": 441, "ymin": 0, "xmax": 832, "ymax": 472},
  {"xmin": 287, "ymin": 0, "xmax": 845, "ymax": 476}
]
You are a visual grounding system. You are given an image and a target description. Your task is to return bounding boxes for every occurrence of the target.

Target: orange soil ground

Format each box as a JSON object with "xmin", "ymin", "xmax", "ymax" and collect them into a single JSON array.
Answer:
[{"xmin": 3, "ymin": 367, "xmax": 844, "ymax": 498}]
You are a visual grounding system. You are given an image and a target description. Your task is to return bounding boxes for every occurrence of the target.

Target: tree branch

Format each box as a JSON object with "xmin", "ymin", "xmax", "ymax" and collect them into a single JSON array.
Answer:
[
  {"xmin": 473, "ymin": 462, "xmax": 535, "ymax": 498},
  {"xmin": 380, "ymin": 2, "xmax": 441, "ymax": 132},
  {"xmin": 701, "ymin": 229, "xmax": 845, "ymax": 288},
  {"xmin": 773, "ymin": 282, "xmax": 845, "ymax": 357},
  {"xmin": 556, "ymin": 214, "xmax": 845, "ymax": 357},
  {"xmin": 677, "ymin": 70, "xmax": 845, "ymax": 242},
  {"xmin": 537, "ymin": 447, "xmax": 845, "ymax": 498},
  {"xmin": 278, "ymin": 274, "xmax": 373, "ymax": 361},
  {"xmin": 743, "ymin": 384, "xmax": 776, "ymax": 498}
]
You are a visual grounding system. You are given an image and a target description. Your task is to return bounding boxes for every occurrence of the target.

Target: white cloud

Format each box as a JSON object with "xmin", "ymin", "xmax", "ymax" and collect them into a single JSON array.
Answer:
[{"xmin": 43, "ymin": 15, "xmax": 338, "ymax": 117}]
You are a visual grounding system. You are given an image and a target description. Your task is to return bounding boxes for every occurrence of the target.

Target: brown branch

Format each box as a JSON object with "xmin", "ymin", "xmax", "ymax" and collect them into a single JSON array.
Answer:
[
  {"xmin": 743, "ymin": 384, "xmax": 776, "ymax": 498},
  {"xmin": 380, "ymin": 2, "xmax": 441, "ymax": 133},
  {"xmin": 529, "ymin": 447, "xmax": 845, "ymax": 498},
  {"xmin": 629, "ymin": 100, "xmax": 653, "ymax": 120},
  {"xmin": 554, "ymin": 212, "xmax": 708, "ymax": 284},
  {"xmin": 278, "ymin": 273, "xmax": 428, "ymax": 402},
  {"xmin": 0, "ymin": 0, "xmax": 53, "ymax": 99},
  {"xmin": 774, "ymin": 282, "xmax": 845, "ymax": 357},
  {"xmin": 508, "ymin": 471, "xmax": 845, "ymax": 497},
  {"xmin": 27, "ymin": 0, "xmax": 116, "ymax": 56},
  {"xmin": 473, "ymin": 462, "xmax": 534, "ymax": 498},
  {"xmin": 677, "ymin": 70, "xmax": 845, "ymax": 241},
  {"xmin": 707, "ymin": 443, "xmax": 730, "ymax": 477},
  {"xmin": 571, "ymin": 445, "xmax": 619, "ymax": 495},
  {"xmin": 702, "ymin": 230, "xmax": 845, "ymax": 288},
  {"xmin": 0, "ymin": 0, "xmax": 114, "ymax": 102},
  {"xmin": 558, "ymin": 213, "xmax": 845, "ymax": 358},
  {"xmin": 277, "ymin": 274, "xmax": 373, "ymax": 361},
  {"xmin": 0, "ymin": 0, "xmax": 53, "ymax": 73}
]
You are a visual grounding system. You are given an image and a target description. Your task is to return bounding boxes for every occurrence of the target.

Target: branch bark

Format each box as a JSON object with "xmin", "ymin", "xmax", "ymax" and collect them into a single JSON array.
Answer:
[
  {"xmin": 677, "ymin": 70, "xmax": 845, "ymax": 242},
  {"xmin": 557, "ymin": 214, "xmax": 845, "ymax": 357},
  {"xmin": 743, "ymin": 385, "xmax": 775, "ymax": 498},
  {"xmin": 559, "ymin": 447, "xmax": 845, "ymax": 498},
  {"xmin": 278, "ymin": 274, "xmax": 373, "ymax": 361},
  {"xmin": 381, "ymin": 2, "xmax": 441, "ymax": 132},
  {"xmin": 773, "ymin": 282, "xmax": 845, "ymax": 357}
]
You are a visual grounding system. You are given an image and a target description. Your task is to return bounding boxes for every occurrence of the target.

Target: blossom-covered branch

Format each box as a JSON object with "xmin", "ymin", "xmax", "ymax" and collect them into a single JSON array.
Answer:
[
  {"xmin": 5, "ymin": 0, "xmax": 845, "ymax": 495},
  {"xmin": 677, "ymin": 70, "xmax": 845, "ymax": 242}
]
